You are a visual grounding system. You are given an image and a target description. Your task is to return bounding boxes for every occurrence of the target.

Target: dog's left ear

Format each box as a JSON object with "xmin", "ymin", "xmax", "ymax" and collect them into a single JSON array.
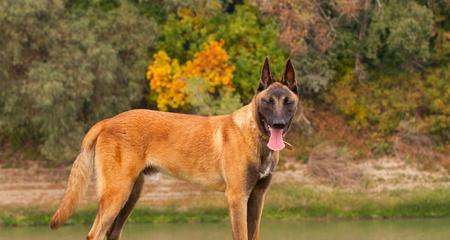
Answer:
[{"xmin": 281, "ymin": 59, "xmax": 298, "ymax": 94}]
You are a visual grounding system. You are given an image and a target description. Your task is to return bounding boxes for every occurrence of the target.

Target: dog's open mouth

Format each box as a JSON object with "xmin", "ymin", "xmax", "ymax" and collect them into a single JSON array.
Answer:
[
  {"xmin": 267, "ymin": 127, "xmax": 285, "ymax": 151},
  {"xmin": 259, "ymin": 116, "xmax": 286, "ymax": 151}
]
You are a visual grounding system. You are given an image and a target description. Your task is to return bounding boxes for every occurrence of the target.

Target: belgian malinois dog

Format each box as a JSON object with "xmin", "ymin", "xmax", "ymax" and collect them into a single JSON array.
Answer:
[{"xmin": 50, "ymin": 58, "xmax": 299, "ymax": 240}]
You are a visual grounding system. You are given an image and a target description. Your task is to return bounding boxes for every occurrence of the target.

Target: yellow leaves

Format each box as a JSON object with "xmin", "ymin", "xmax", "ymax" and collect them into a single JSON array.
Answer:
[
  {"xmin": 146, "ymin": 40, "xmax": 235, "ymax": 111},
  {"xmin": 146, "ymin": 51, "xmax": 186, "ymax": 111}
]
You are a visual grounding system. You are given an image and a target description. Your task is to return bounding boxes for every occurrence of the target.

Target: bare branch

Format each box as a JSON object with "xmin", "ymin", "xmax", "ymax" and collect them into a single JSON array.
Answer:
[{"xmin": 376, "ymin": 0, "xmax": 382, "ymax": 8}]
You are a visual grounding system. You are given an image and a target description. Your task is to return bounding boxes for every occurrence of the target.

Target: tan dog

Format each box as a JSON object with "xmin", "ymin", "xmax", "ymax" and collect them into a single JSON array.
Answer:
[{"xmin": 50, "ymin": 58, "xmax": 299, "ymax": 240}]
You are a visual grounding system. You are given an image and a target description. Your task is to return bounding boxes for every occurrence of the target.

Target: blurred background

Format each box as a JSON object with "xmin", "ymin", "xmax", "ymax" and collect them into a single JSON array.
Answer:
[{"xmin": 0, "ymin": 0, "xmax": 449, "ymax": 239}]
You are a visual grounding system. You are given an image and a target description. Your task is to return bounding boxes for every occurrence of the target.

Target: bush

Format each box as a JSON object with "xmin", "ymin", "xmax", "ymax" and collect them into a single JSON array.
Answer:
[
  {"xmin": 147, "ymin": 39, "xmax": 237, "ymax": 112},
  {"xmin": 326, "ymin": 67, "xmax": 449, "ymax": 155},
  {"xmin": 366, "ymin": 0, "xmax": 434, "ymax": 69},
  {"xmin": 419, "ymin": 68, "xmax": 450, "ymax": 145}
]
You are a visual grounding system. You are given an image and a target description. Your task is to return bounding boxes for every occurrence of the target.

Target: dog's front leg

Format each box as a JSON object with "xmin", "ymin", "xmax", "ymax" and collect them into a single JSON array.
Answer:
[
  {"xmin": 247, "ymin": 175, "xmax": 272, "ymax": 240},
  {"xmin": 226, "ymin": 188, "xmax": 249, "ymax": 240}
]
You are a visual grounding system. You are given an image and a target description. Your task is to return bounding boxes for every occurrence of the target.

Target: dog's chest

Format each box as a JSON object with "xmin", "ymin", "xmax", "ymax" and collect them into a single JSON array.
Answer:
[{"xmin": 259, "ymin": 152, "xmax": 274, "ymax": 179}]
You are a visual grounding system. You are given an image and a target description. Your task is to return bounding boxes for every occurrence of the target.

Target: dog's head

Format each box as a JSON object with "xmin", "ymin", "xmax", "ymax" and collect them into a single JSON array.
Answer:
[{"xmin": 254, "ymin": 58, "xmax": 299, "ymax": 151}]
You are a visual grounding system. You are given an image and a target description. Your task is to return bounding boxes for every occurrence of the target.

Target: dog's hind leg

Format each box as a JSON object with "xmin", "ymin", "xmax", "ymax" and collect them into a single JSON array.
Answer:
[
  {"xmin": 106, "ymin": 172, "xmax": 144, "ymax": 240},
  {"xmin": 86, "ymin": 137, "xmax": 144, "ymax": 240},
  {"xmin": 87, "ymin": 175, "xmax": 136, "ymax": 240}
]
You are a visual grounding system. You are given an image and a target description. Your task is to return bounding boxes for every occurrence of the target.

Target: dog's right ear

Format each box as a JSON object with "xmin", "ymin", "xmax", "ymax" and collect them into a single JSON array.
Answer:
[{"xmin": 257, "ymin": 57, "xmax": 273, "ymax": 92}]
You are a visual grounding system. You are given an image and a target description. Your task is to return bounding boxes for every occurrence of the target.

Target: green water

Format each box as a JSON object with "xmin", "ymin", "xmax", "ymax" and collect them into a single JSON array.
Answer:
[{"xmin": 1, "ymin": 218, "xmax": 450, "ymax": 240}]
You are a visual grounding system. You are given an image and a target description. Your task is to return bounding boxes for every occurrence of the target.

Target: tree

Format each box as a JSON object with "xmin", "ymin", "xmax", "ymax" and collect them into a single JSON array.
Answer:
[
  {"xmin": 0, "ymin": 0, "xmax": 158, "ymax": 163},
  {"xmin": 156, "ymin": 2, "xmax": 286, "ymax": 103},
  {"xmin": 366, "ymin": 0, "xmax": 434, "ymax": 69}
]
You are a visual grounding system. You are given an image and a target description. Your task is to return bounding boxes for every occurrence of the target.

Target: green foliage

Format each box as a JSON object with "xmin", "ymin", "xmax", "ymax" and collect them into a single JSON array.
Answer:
[
  {"xmin": 366, "ymin": 0, "xmax": 434, "ymax": 68},
  {"xmin": 327, "ymin": 67, "xmax": 449, "ymax": 154},
  {"xmin": 419, "ymin": 68, "xmax": 450, "ymax": 145},
  {"xmin": 0, "ymin": 0, "xmax": 448, "ymax": 164},
  {"xmin": 185, "ymin": 77, "xmax": 242, "ymax": 116},
  {"xmin": 294, "ymin": 51, "xmax": 337, "ymax": 94},
  {"xmin": 216, "ymin": 4, "xmax": 286, "ymax": 102},
  {"xmin": 313, "ymin": 0, "xmax": 447, "ymax": 155},
  {"xmin": 156, "ymin": 1, "xmax": 223, "ymax": 62},
  {"xmin": 0, "ymin": 0, "xmax": 157, "ymax": 163},
  {"xmin": 66, "ymin": 0, "xmax": 121, "ymax": 12}
]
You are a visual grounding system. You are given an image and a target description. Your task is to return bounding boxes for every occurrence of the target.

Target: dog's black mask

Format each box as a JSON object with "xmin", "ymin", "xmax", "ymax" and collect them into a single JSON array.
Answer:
[{"xmin": 255, "ymin": 58, "xmax": 299, "ymax": 138}]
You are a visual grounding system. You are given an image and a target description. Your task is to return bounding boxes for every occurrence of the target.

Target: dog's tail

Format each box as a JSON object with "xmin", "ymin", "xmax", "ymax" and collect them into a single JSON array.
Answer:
[{"xmin": 50, "ymin": 120, "xmax": 107, "ymax": 229}]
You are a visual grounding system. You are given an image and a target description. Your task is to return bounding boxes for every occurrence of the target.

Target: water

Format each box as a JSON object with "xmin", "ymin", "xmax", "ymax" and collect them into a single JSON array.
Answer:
[{"xmin": 1, "ymin": 218, "xmax": 450, "ymax": 240}]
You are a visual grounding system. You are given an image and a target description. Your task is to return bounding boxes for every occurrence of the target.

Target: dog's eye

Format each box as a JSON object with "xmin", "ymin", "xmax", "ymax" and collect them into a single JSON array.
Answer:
[
  {"xmin": 263, "ymin": 98, "xmax": 274, "ymax": 104},
  {"xmin": 284, "ymin": 98, "xmax": 294, "ymax": 105}
]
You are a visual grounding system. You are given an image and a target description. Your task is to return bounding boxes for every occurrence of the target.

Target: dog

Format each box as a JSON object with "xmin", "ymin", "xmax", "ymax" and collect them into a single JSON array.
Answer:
[{"xmin": 50, "ymin": 58, "xmax": 299, "ymax": 240}]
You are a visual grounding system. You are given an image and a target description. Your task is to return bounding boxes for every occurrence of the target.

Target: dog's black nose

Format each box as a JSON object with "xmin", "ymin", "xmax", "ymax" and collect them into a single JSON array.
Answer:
[{"xmin": 272, "ymin": 120, "xmax": 286, "ymax": 129}]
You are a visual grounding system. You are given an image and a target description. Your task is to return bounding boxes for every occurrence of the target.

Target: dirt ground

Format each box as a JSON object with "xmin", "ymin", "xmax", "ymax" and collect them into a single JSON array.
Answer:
[{"xmin": 1, "ymin": 157, "xmax": 450, "ymax": 207}]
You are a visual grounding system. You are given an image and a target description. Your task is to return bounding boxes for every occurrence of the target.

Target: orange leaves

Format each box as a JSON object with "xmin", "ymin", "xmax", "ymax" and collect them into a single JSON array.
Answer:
[
  {"xmin": 146, "ymin": 40, "xmax": 235, "ymax": 111},
  {"xmin": 253, "ymin": 0, "xmax": 338, "ymax": 53},
  {"xmin": 335, "ymin": 0, "xmax": 362, "ymax": 19},
  {"xmin": 255, "ymin": 0, "xmax": 314, "ymax": 54},
  {"xmin": 184, "ymin": 40, "xmax": 235, "ymax": 92}
]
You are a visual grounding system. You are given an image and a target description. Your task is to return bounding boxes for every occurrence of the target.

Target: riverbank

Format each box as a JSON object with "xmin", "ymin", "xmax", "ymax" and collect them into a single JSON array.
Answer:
[
  {"xmin": 2, "ymin": 183, "xmax": 450, "ymax": 227},
  {"xmin": 2, "ymin": 157, "xmax": 450, "ymax": 227}
]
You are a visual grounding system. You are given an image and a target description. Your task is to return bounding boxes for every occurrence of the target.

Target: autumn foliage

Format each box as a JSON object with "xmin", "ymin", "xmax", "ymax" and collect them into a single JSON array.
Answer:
[
  {"xmin": 1, "ymin": 0, "xmax": 448, "ymax": 164},
  {"xmin": 146, "ymin": 51, "xmax": 186, "ymax": 111},
  {"xmin": 147, "ymin": 40, "xmax": 235, "ymax": 111},
  {"xmin": 184, "ymin": 40, "xmax": 235, "ymax": 92}
]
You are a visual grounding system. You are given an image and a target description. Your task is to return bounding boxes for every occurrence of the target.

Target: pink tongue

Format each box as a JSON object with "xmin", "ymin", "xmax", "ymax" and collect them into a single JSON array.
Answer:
[{"xmin": 267, "ymin": 127, "xmax": 285, "ymax": 151}]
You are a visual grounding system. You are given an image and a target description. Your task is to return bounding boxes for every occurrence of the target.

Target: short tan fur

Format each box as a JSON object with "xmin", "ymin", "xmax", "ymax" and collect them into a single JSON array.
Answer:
[{"xmin": 50, "ymin": 58, "xmax": 299, "ymax": 240}]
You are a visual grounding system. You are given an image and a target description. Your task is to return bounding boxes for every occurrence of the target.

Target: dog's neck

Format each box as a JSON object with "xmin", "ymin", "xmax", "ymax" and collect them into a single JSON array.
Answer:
[
  {"xmin": 230, "ymin": 99, "xmax": 261, "ymax": 138},
  {"xmin": 231, "ymin": 100, "xmax": 275, "ymax": 177},
  {"xmin": 230, "ymin": 99, "xmax": 267, "ymax": 152}
]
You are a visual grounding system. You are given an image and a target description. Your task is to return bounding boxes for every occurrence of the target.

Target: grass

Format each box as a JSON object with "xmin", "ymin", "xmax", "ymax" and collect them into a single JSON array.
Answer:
[
  {"xmin": 265, "ymin": 183, "xmax": 450, "ymax": 220},
  {"xmin": 2, "ymin": 183, "xmax": 450, "ymax": 227}
]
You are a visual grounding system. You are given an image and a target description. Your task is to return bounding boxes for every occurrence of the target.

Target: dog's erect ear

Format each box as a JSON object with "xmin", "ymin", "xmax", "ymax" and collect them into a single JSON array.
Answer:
[
  {"xmin": 257, "ymin": 57, "xmax": 273, "ymax": 92},
  {"xmin": 281, "ymin": 59, "xmax": 298, "ymax": 94}
]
